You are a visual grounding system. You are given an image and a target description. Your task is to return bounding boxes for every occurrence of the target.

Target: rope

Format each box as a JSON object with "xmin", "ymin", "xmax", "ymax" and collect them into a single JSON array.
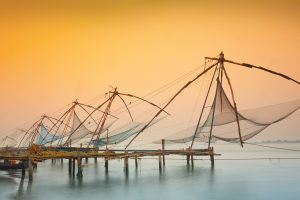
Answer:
[{"xmin": 244, "ymin": 142, "xmax": 300, "ymax": 152}]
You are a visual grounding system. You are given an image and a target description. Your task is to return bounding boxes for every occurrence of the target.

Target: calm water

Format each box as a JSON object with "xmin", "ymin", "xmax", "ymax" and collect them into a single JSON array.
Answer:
[{"xmin": 1, "ymin": 144, "xmax": 300, "ymax": 200}]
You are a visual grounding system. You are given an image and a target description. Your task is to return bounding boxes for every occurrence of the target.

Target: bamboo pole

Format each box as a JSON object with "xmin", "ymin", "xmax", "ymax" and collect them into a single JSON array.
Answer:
[
  {"xmin": 191, "ymin": 66, "xmax": 218, "ymax": 148},
  {"xmin": 222, "ymin": 66, "xmax": 243, "ymax": 147},
  {"xmin": 162, "ymin": 139, "xmax": 165, "ymax": 166},
  {"xmin": 77, "ymin": 157, "xmax": 83, "ymax": 178},
  {"xmin": 126, "ymin": 62, "xmax": 219, "ymax": 149}
]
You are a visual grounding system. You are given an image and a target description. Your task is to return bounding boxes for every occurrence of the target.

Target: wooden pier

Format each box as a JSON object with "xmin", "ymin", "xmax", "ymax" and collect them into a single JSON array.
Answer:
[{"xmin": 0, "ymin": 144, "xmax": 219, "ymax": 181}]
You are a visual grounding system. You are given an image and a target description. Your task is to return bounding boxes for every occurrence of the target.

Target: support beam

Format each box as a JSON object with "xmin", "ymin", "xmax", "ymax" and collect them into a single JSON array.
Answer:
[
  {"xmin": 68, "ymin": 158, "xmax": 72, "ymax": 175},
  {"xmin": 77, "ymin": 157, "xmax": 83, "ymax": 178},
  {"xmin": 72, "ymin": 158, "xmax": 75, "ymax": 176},
  {"xmin": 158, "ymin": 154, "xmax": 162, "ymax": 172},
  {"xmin": 135, "ymin": 156, "xmax": 138, "ymax": 169},
  {"xmin": 28, "ymin": 159, "xmax": 33, "ymax": 181},
  {"xmin": 105, "ymin": 158, "xmax": 108, "ymax": 172},
  {"xmin": 162, "ymin": 139, "xmax": 165, "ymax": 166},
  {"xmin": 191, "ymin": 154, "xmax": 194, "ymax": 167},
  {"xmin": 126, "ymin": 62, "xmax": 219, "ymax": 149},
  {"xmin": 21, "ymin": 161, "xmax": 26, "ymax": 179},
  {"xmin": 186, "ymin": 154, "xmax": 190, "ymax": 165},
  {"xmin": 124, "ymin": 152, "xmax": 129, "ymax": 175},
  {"xmin": 210, "ymin": 147, "xmax": 215, "ymax": 167}
]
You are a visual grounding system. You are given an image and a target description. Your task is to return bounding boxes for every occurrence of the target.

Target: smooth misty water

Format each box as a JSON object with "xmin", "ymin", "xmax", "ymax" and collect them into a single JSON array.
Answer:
[{"xmin": 1, "ymin": 144, "xmax": 300, "ymax": 200}]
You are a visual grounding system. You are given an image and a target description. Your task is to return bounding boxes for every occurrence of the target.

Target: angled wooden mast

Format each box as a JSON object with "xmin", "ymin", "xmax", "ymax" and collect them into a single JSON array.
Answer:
[
  {"xmin": 15, "ymin": 52, "xmax": 299, "ymax": 150},
  {"xmin": 87, "ymin": 87, "xmax": 170, "ymax": 148},
  {"xmin": 125, "ymin": 61, "xmax": 219, "ymax": 149},
  {"xmin": 205, "ymin": 56, "xmax": 300, "ymax": 85}
]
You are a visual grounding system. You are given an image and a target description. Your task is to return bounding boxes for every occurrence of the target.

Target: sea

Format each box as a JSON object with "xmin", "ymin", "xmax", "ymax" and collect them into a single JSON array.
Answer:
[{"xmin": 1, "ymin": 143, "xmax": 300, "ymax": 200}]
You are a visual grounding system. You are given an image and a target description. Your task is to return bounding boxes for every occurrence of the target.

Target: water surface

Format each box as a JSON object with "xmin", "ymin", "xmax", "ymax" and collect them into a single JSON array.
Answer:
[{"xmin": 1, "ymin": 144, "xmax": 300, "ymax": 200}]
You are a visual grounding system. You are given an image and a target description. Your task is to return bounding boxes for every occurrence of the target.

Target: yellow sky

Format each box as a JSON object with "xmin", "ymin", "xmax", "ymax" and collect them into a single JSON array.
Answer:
[{"xmin": 0, "ymin": 0, "xmax": 300, "ymax": 134}]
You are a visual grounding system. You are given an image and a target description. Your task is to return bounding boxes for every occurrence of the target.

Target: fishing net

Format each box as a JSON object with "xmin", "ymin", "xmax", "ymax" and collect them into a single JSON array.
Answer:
[
  {"xmin": 92, "ymin": 117, "xmax": 164, "ymax": 147},
  {"xmin": 36, "ymin": 123, "xmax": 61, "ymax": 145},
  {"xmin": 65, "ymin": 111, "xmax": 115, "ymax": 145},
  {"xmin": 0, "ymin": 136, "xmax": 18, "ymax": 147},
  {"xmin": 161, "ymin": 80, "xmax": 300, "ymax": 144}
]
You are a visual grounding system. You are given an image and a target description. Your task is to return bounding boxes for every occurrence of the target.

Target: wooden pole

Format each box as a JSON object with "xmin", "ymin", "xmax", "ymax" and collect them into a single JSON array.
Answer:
[
  {"xmin": 124, "ymin": 151, "xmax": 129, "ymax": 175},
  {"xmin": 72, "ymin": 158, "xmax": 75, "ymax": 176},
  {"xmin": 28, "ymin": 158, "xmax": 33, "ymax": 181},
  {"xmin": 191, "ymin": 154, "xmax": 194, "ymax": 167},
  {"xmin": 208, "ymin": 79, "xmax": 219, "ymax": 148},
  {"xmin": 68, "ymin": 158, "xmax": 72, "ymax": 175},
  {"xmin": 162, "ymin": 139, "xmax": 165, "ymax": 166},
  {"xmin": 222, "ymin": 66, "xmax": 243, "ymax": 147},
  {"xmin": 77, "ymin": 157, "xmax": 83, "ymax": 178},
  {"xmin": 21, "ymin": 161, "xmax": 26, "ymax": 179},
  {"xmin": 186, "ymin": 153, "xmax": 190, "ymax": 165},
  {"xmin": 126, "ymin": 62, "xmax": 219, "ymax": 149},
  {"xmin": 210, "ymin": 147, "xmax": 215, "ymax": 167},
  {"xmin": 105, "ymin": 158, "xmax": 108, "ymax": 172},
  {"xmin": 135, "ymin": 156, "xmax": 138, "ymax": 169},
  {"xmin": 191, "ymin": 66, "xmax": 219, "ymax": 148},
  {"xmin": 158, "ymin": 154, "xmax": 162, "ymax": 172},
  {"xmin": 94, "ymin": 157, "xmax": 98, "ymax": 163}
]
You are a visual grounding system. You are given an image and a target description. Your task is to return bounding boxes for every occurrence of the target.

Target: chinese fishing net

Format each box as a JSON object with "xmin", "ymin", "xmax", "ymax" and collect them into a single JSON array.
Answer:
[{"xmin": 160, "ymin": 80, "xmax": 300, "ymax": 144}]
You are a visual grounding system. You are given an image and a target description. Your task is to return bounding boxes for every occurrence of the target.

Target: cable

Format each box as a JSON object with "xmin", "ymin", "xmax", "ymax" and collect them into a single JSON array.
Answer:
[{"xmin": 244, "ymin": 142, "xmax": 300, "ymax": 152}]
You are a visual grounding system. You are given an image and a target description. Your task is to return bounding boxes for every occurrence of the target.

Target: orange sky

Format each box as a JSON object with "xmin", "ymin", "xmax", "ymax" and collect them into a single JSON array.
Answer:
[{"xmin": 0, "ymin": 0, "xmax": 300, "ymax": 135}]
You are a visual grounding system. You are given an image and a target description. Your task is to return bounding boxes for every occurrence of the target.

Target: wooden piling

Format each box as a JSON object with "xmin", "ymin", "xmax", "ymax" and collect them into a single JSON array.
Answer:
[
  {"xmin": 124, "ymin": 151, "xmax": 129, "ymax": 174},
  {"xmin": 162, "ymin": 139, "xmax": 165, "ymax": 166},
  {"xmin": 94, "ymin": 157, "xmax": 98, "ymax": 163},
  {"xmin": 28, "ymin": 159, "xmax": 33, "ymax": 181},
  {"xmin": 191, "ymin": 154, "xmax": 194, "ymax": 167},
  {"xmin": 77, "ymin": 157, "xmax": 83, "ymax": 178},
  {"xmin": 105, "ymin": 158, "xmax": 108, "ymax": 172},
  {"xmin": 85, "ymin": 157, "xmax": 88, "ymax": 164},
  {"xmin": 187, "ymin": 154, "xmax": 190, "ymax": 165},
  {"xmin": 68, "ymin": 158, "xmax": 72, "ymax": 174},
  {"xmin": 61, "ymin": 158, "xmax": 63, "ymax": 165},
  {"xmin": 158, "ymin": 154, "xmax": 162, "ymax": 172},
  {"xmin": 134, "ymin": 156, "xmax": 138, "ymax": 169},
  {"xmin": 72, "ymin": 158, "xmax": 75, "ymax": 176},
  {"xmin": 210, "ymin": 147, "xmax": 214, "ymax": 167},
  {"xmin": 21, "ymin": 161, "xmax": 26, "ymax": 179}
]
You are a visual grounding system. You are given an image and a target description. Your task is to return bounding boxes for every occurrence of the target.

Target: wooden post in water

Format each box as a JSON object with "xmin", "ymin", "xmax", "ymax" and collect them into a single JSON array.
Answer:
[
  {"xmin": 105, "ymin": 158, "xmax": 108, "ymax": 172},
  {"xmin": 124, "ymin": 151, "xmax": 129, "ymax": 175},
  {"xmin": 85, "ymin": 157, "xmax": 88, "ymax": 164},
  {"xmin": 134, "ymin": 155, "xmax": 138, "ymax": 169},
  {"xmin": 191, "ymin": 154, "xmax": 194, "ymax": 167},
  {"xmin": 210, "ymin": 147, "xmax": 214, "ymax": 167},
  {"xmin": 28, "ymin": 158, "xmax": 33, "ymax": 181},
  {"xmin": 158, "ymin": 154, "xmax": 162, "ymax": 172},
  {"xmin": 72, "ymin": 158, "xmax": 75, "ymax": 176},
  {"xmin": 21, "ymin": 160, "xmax": 26, "ymax": 179},
  {"xmin": 162, "ymin": 139, "xmax": 165, "ymax": 166},
  {"xmin": 94, "ymin": 157, "xmax": 98, "ymax": 163},
  {"xmin": 186, "ymin": 148, "xmax": 190, "ymax": 165},
  {"xmin": 68, "ymin": 158, "xmax": 72, "ymax": 175},
  {"xmin": 61, "ymin": 158, "xmax": 63, "ymax": 165},
  {"xmin": 77, "ymin": 157, "xmax": 83, "ymax": 178}
]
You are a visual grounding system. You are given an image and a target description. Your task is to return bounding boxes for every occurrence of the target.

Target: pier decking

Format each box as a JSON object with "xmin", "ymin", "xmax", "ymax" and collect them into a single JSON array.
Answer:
[{"xmin": 0, "ymin": 143, "xmax": 219, "ymax": 181}]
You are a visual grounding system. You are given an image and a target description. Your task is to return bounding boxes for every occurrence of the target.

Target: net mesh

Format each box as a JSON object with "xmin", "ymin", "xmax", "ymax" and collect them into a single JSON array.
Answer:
[
  {"xmin": 92, "ymin": 117, "xmax": 164, "ymax": 147},
  {"xmin": 161, "ymin": 80, "xmax": 300, "ymax": 144},
  {"xmin": 65, "ymin": 111, "xmax": 114, "ymax": 145},
  {"xmin": 36, "ymin": 123, "xmax": 61, "ymax": 145},
  {"xmin": 0, "ymin": 136, "xmax": 18, "ymax": 147}
]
